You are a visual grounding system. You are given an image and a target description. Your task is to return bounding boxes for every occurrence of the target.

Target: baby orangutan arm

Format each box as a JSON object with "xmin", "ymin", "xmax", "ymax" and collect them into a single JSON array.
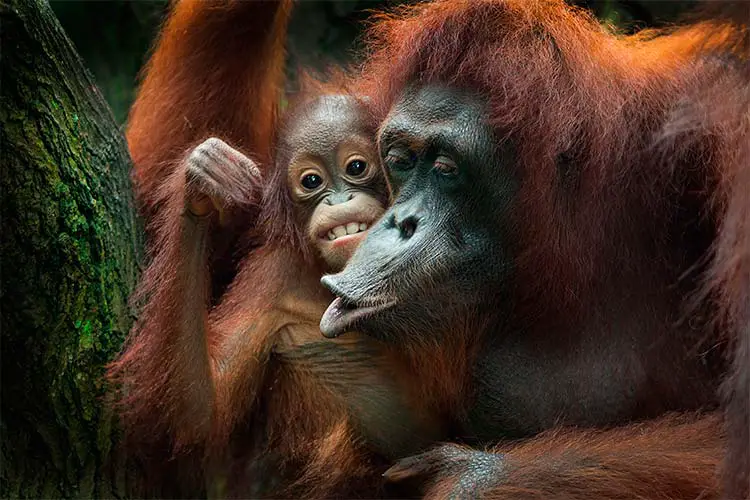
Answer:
[
  {"xmin": 172, "ymin": 137, "xmax": 265, "ymax": 443},
  {"xmin": 110, "ymin": 137, "xmax": 263, "ymax": 446}
]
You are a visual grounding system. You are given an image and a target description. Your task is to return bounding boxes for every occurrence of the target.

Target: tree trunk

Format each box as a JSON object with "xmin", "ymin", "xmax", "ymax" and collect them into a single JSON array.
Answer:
[{"xmin": 0, "ymin": 0, "xmax": 142, "ymax": 497}]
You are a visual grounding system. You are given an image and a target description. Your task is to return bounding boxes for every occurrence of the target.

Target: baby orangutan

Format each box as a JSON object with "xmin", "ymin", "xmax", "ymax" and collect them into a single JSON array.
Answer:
[{"xmin": 112, "ymin": 94, "xmax": 443, "ymax": 498}]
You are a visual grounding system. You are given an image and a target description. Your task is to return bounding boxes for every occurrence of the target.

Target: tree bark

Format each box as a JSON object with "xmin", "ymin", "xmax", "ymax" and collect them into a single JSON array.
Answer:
[{"xmin": 0, "ymin": 0, "xmax": 141, "ymax": 497}]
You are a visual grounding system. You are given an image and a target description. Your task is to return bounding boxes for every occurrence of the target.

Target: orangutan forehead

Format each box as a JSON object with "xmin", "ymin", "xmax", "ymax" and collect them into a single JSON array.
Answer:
[
  {"xmin": 379, "ymin": 84, "xmax": 490, "ymax": 152},
  {"xmin": 284, "ymin": 95, "xmax": 371, "ymax": 150}
]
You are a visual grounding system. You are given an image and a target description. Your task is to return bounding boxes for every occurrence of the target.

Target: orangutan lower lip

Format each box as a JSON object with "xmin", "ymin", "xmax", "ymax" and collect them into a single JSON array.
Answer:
[
  {"xmin": 320, "ymin": 275, "xmax": 395, "ymax": 338},
  {"xmin": 319, "ymin": 296, "xmax": 395, "ymax": 338}
]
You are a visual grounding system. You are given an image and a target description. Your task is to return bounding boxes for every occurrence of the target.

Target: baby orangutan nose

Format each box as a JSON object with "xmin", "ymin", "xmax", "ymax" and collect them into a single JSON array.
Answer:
[{"xmin": 310, "ymin": 192, "xmax": 385, "ymax": 271}]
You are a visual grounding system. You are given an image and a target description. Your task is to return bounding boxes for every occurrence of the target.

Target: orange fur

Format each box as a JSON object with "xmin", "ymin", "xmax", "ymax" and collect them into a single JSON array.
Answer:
[
  {"xmin": 113, "ymin": 0, "xmax": 748, "ymax": 497},
  {"xmin": 127, "ymin": 0, "xmax": 291, "ymax": 217},
  {"xmin": 110, "ymin": 158, "xmax": 445, "ymax": 496},
  {"xmin": 353, "ymin": 0, "xmax": 748, "ymax": 497},
  {"xmin": 425, "ymin": 414, "xmax": 723, "ymax": 500},
  {"xmin": 112, "ymin": 2, "xmax": 447, "ymax": 494}
]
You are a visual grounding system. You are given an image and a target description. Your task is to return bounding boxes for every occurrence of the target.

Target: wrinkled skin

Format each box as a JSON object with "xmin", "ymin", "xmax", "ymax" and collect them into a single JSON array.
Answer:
[
  {"xmin": 281, "ymin": 95, "xmax": 388, "ymax": 271},
  {"xmin": 321, "ymin": 86, "xmax": 516, "ymax": 341},
  {"xmin": 320, "ymin": 85, "xmax": 518, "ymax": 495},
  {"xmin": 320, "ymin": 84, "xmax": 723, "ymax": 496}
]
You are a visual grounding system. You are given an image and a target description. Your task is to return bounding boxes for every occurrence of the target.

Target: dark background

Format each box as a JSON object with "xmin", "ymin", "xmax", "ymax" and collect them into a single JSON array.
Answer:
[{"xmin": 51, "ymin": 0, "xmax": 700, "ymax": 125}]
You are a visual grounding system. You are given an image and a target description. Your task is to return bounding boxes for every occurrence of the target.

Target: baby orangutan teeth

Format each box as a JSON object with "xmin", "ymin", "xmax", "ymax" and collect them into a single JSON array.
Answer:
[{"xmin": 326, "ymin": 222, "xmax": 369, "ymax": 241}]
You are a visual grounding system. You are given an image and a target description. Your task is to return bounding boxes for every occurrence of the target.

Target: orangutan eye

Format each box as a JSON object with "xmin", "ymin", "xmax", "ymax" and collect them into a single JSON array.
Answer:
[
  {"xmin": 346, "ymin": 159, "xmax": 368, "ymax": 177},
  {"xmin": 385, "ymin": 148, "xmax": 416, "ymax": 170},
  {"xmin": 301, "ymin": 173, "xmax": 323, "ymax": 190},
  {"xmin": 434, "ymin": 155, "xmax": 458, "ymax": 176}
]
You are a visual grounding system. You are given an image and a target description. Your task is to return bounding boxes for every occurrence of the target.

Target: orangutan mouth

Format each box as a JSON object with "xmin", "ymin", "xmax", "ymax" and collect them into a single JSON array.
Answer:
[{"xmin": 319, "ymin": 294, "xmax": 395, "ymax": 338}]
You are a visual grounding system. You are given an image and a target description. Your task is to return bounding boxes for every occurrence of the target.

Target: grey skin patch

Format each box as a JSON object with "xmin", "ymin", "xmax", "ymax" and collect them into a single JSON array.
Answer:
[{"xmin": 320, "ymin": 84, "xmax": 516, "ymax": 341}]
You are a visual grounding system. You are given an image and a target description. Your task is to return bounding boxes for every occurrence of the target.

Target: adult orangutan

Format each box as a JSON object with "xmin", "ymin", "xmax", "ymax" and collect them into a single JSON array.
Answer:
[{"xmin": 321, "ymin": 0, "xmax": 749, "ymax": 498}]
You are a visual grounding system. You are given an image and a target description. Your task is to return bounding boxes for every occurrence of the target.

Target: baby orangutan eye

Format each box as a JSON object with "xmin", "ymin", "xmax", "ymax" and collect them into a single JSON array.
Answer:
[
  {"xmin": 301, "ymin": 172, "xmax": 324, "ymax": 190},
  {"xmin": 346, "ymin": 159, "xmax": 368, "ymax": 177}
]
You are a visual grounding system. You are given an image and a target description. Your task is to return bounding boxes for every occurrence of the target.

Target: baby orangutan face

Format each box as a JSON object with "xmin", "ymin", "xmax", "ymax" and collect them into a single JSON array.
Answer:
[{"xmin": 283, "ymin": 95, "xmax": 388, "ymax": 271}]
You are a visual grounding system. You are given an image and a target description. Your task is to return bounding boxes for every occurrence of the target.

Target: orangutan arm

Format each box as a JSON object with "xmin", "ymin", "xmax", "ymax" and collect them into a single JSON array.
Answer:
[
  {"xmin": 386, "ymin": 413, "xmax": 722, "ymax": 500},
  {"xmin": 127, "ymin": 0, "xmax": 292, "ymax": 215},
  {"xmin": 109, "ymin": 137, "xmax": 263, "ymax": 446}
]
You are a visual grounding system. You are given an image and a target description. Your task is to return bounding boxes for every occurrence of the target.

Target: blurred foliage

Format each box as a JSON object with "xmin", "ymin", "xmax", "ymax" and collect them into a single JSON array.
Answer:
[
  {"xmin": 576, "ymin": 0, "xmax": 699, "ymax": 31},
  {"xmin": 51, "ymin": 0, "xmax": 699, "ymax": 125},
  {"xmin": 52, "ymin": 1, "xmax": 168, "ymax": 125}
]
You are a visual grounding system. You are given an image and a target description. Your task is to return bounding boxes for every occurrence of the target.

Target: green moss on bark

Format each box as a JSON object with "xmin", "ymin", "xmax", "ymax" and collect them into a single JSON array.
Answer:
[{"xmin": 1, "ymin": 0, "xmax": 142, "ymax": 497}]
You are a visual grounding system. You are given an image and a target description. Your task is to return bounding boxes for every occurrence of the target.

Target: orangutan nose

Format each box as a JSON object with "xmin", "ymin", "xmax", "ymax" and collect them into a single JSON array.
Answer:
[{"xmin": 325, "ymin": 192, "xmax": 354, "ymax": 206}]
